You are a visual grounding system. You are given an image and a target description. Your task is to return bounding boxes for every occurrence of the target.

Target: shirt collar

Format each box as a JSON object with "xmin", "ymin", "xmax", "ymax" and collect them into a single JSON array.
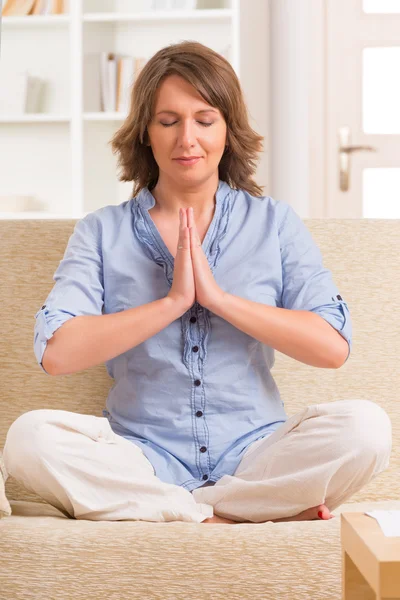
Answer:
[{"xmin": 134, "ymin": 179, "xmax": 232, "ymax": 211}]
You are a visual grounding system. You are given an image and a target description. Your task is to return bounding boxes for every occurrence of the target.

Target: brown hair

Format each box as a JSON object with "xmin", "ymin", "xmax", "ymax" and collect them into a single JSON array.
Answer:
[{"xmin": 109, "ymin": 40, "xmax": 265, "ymax": 199}]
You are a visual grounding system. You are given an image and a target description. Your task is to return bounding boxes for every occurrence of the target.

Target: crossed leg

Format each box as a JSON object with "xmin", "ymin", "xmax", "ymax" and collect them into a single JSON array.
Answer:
[{"xmin": 195, "ymin": 400, "xmax": 392, "ymax": 524}]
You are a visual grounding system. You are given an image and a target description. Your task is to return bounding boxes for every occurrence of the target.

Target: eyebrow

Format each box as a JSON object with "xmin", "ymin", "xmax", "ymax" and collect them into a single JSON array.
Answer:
[{"xmin": 156, "ymin": 109, "xmax": 218, "ymax": 116}]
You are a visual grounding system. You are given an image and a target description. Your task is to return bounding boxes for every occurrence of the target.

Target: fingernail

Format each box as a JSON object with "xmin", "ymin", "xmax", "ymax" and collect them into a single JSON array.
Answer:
[{"xmin": 318, "ymin": 511, "xmax": 323, "ymax": 519}]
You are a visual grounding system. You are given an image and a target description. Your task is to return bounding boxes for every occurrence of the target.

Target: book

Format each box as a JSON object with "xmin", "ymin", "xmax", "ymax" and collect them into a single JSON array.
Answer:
[
  {"xmin": 2, "ymin": 0, "xmax": 36, "ymax": 16},
  {"xmin": 107, "ymin": 54, "xmax": 117, "ymax": 112},
  {"xmin": 29, "ymin": 0, "xmax": 63, "ymax": 15},
  {"xmin": 51, "ymin": 0, "xmax": 64, "ymax": 14},
  {"xmin": 31, "ymin": 0, "xmax": 48, "ymax": 14},
  {"xmin": 116, "ymin": 57, "xmax": 135, "ymax": 113},
  {"xmin": 100, "ymin": 53, "xmax": 148, "ymax": 113},
  {"xmin": 100, "ymin": 52, "xmax": 113, "ymax": 112}
]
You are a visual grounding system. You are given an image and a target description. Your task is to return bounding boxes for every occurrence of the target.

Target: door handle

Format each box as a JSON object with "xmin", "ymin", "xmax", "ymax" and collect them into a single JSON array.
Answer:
[{"xmin": 338, "ymin": 125, "xmax": 377, "ymax": 191}]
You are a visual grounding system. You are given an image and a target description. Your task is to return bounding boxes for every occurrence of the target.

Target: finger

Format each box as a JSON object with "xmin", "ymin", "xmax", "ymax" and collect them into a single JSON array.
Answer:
[
  {"xmin": 181, "ymin": 207, "xmax": 187, "ymax": 229},
  {"xmin": 189, "ymin": 226, "xmax": 201, "ymax": 252},
  {"xmin": 186, "ymin": 210, "xmax": 194, "ymax": 252},
  {"xmin": 178, "ymin": 208, "xmax": 190, "ymax": 251},
  {"xmin": 187, "ymin": 209, "xmax": 201, "ymax": 250}
]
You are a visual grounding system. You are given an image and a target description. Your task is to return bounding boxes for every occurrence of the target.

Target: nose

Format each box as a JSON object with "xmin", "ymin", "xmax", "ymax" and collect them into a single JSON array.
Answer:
[{"xmin": 177, "ymin": 120, "xmax": 197, "ymax": 149}]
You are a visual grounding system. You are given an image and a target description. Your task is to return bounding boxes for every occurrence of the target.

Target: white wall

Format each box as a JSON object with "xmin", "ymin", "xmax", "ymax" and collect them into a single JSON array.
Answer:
[
  {"xmin": 239, "ymin": 0, "xmax": 270, "ymax": 196},
  {"xmin": 270, "ymin": 0, "xmax": 311, "ymax": 216}
]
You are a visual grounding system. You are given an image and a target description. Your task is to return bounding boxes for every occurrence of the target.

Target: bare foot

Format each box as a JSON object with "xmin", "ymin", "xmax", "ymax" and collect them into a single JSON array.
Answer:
[
  {"xmin": 202, "ymin": 504, "xmax": 335, "ymax": 524},
  {"xmin": 271, "ymin": 503, "xmax": 335, "ymax": 523},
  {"xmin": 202, "ymin": 515, "xmax": 238, "ymax": 524}
]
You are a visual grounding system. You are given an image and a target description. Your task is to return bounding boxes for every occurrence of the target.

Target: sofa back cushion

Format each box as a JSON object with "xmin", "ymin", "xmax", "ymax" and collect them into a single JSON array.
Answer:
[{"xmin": 0, "ymin": 218, "xmax": 398, "ymax": 503}]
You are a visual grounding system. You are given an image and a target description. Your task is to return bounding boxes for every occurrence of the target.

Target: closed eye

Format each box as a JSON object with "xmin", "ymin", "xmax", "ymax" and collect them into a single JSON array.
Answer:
[{"xmin": 161, "ymin": 122, "xmax": 213, "ymax": 128}]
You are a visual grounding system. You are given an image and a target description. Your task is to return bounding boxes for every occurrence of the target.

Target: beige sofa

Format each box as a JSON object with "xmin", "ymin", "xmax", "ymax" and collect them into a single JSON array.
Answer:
[{"xmin": 0, "ymin": 217, "xmax": 399, "ymax": 600}]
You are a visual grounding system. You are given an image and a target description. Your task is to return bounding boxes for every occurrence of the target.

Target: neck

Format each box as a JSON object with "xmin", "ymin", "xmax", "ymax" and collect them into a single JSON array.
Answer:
[{"xmin": 150, "ymin": 174, "xmax": 219, "ymax": 221}]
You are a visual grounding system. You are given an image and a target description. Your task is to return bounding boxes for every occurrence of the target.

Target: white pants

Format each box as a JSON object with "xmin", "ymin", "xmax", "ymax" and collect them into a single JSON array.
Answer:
[{"xmin": 2, "ymin": 399, "xmax": 392, "ymax": 523}]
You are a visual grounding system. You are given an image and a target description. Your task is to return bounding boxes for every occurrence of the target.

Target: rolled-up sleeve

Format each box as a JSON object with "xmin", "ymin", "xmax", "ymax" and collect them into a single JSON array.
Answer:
[
  {"xmin": 34, "ymin": 214, "xmax": 104, "ymax": 374},
  {"xmin": 277, "ymin": 202, "xmax": 352, "ymax": 364}
]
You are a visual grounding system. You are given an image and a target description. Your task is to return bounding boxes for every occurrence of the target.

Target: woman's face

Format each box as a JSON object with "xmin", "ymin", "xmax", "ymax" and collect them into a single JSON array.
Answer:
[{"xmin": 147, "ymin": 74, "xmax": 227, "ymax": 184}]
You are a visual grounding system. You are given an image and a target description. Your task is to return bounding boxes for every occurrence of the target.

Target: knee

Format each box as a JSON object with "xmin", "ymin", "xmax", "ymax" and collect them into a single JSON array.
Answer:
[
  {"xmin": 6, "ymin": 409, "xmax": 55, "ymax": 446},
  {"xmin": 4, "ymin": 409, "xmax": 56, "ymax": 474},
  {"xmin": 339, "ymin": 399, "xmax": 392, "ymax": 462}
]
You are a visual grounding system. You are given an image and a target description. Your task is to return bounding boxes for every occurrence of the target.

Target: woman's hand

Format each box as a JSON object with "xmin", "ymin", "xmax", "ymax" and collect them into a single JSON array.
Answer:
[
  {"xmin": 167, "ymin": 207, "xmax": 226, "ymax": 313},
  {"xmin": 187, "ymin": 207, "xmax": 226, "ymax": 311},
  {"xmin": 167, "ymin": 208, "xmax": 196, "ymax": 311}
]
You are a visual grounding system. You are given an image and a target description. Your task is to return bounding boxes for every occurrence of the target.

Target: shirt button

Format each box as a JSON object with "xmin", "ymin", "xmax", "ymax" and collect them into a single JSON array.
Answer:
[
  {"xmin": 200, "ymin": 446, "xmax": 207, "ymax": 453},
  {"xmin": 190, "ymin": 317, "xmax": 197, "ymax": 323},
  {"xmin": 192, "ymin": 346, "xmax": 199, "ymax": 352},
  {"xmin": 202, "ymin": 474, "xmax": 209, "ymax": 481},
  {"xmin": 196, "ymin": 410, "xmax": 203, "ymax": 417},
  {"xmin": 194, "ymin": 379, "xmax": 201, "ymax": 386}
]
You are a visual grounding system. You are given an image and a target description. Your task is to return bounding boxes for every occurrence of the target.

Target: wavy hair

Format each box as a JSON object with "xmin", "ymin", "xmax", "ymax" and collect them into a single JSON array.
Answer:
[{"xmin": 109, "ymin": 40, "xmax": 265, "ymax": 198}]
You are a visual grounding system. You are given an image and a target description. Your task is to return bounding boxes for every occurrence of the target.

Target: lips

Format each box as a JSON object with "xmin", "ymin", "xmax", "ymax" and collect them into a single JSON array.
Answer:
[{"xmin": 174, "ymin": 157, "xmax": 201, "ymax": 166}]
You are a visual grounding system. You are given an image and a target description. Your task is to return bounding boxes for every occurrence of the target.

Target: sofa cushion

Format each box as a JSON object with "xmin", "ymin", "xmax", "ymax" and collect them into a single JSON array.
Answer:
[{"xmin": 1, "ymin": 499, "xmax": 399, "ymax": 599}]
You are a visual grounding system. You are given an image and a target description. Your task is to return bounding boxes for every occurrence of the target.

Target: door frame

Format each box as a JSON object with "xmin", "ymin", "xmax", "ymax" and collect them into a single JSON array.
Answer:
[
  {"xmin": 270, "ymin": 0, "xmax": 327, "ymax": 217},
  {"xmin": 308, "ymin": 0, "xmax": 327, "ymax": 218}
]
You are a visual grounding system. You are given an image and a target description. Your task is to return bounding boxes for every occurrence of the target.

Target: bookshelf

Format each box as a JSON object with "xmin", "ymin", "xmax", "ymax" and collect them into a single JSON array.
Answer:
[{"xmin": 0, "ymin": 0, "xmax": 240, "ymax": 219}]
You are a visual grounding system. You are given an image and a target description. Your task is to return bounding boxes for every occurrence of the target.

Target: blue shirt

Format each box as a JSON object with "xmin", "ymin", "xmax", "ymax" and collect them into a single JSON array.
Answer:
[{"xmin": 34, "ymin": 179, "xmax": 352, "ymax": 493}]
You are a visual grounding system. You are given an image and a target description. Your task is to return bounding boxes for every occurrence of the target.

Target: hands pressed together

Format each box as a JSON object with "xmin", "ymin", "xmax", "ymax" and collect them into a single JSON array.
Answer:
[{"xmin": 167, "ymin": 207, "xmax": 226, "ymax": 312}]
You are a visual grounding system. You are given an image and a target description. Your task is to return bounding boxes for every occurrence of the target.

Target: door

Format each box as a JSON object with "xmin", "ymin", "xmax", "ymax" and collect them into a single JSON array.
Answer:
[{"xmin": 326, "ymin": 0, "xmax": 400, "ymax": 217}]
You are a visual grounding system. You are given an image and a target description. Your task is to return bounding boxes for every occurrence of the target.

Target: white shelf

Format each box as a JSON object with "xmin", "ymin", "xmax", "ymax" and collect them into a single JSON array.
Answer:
[
  {"xmin": 0, "ymin": 113, "xmax": 125, "ymax": 123},
  {"xmin": 1, "ymin": 10, "xmax": 232, "ymax": 24},
  {"xmin": 0, "ymin": 212, "xmax": 80, "ymax": 219},
  {"xmin": 0, "ymin": 114, "xmax": 70, "ymax": 123},
  {"xmin": 1, "ymin": 15, "xmax": 70, "ymax": 25},
  {"xmin": 83, "ymin": 9, "xmax": 232, "ymax": 22},
  {"xmin": 0, "ymin": 0, "xmax": 240, "ymax": 218}
]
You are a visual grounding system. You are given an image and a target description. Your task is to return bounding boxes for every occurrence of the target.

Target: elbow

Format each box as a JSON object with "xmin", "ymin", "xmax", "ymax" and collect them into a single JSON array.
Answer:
[
  {"xmin": 41, "ymin": 361, "xmax": 56, "ymax": 376},
  {"xmin": 331, "ymin": 338, "xmax": 350, "ymax": 369},
  {"xmin": 333, "ymin": 356, "xmax": 349, "ymax": 369},
  {"xmin": 331, "ymin": 359, "xmax": 344, "ymax": 369}
]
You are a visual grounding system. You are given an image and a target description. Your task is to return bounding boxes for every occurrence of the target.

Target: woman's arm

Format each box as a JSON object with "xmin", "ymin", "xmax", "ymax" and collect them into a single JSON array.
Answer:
[
  {"xmin": 210, "ymin": 294, "xmax": 349, "ymax": 369},
  {"xmin": 43, "ymin": 296, "xmax": 186, "ymax": 376}
]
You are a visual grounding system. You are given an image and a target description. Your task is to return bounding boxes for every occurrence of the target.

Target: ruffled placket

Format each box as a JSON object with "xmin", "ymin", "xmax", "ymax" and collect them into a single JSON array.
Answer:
[{"xmin": 131, "ymin": 179, "xmax": 233, "ymax": 370}]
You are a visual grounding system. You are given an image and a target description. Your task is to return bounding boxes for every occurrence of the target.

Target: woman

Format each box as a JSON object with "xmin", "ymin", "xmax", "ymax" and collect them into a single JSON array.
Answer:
[{"xmin": 1, "ymin": 41, "xmax": 391, "ymax": 524}]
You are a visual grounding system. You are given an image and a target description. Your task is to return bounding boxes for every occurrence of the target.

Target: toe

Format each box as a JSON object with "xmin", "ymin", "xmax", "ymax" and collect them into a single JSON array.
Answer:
[{"xmin": 316, "ymin": 504, "xmax": 333, "ymax": 520}]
